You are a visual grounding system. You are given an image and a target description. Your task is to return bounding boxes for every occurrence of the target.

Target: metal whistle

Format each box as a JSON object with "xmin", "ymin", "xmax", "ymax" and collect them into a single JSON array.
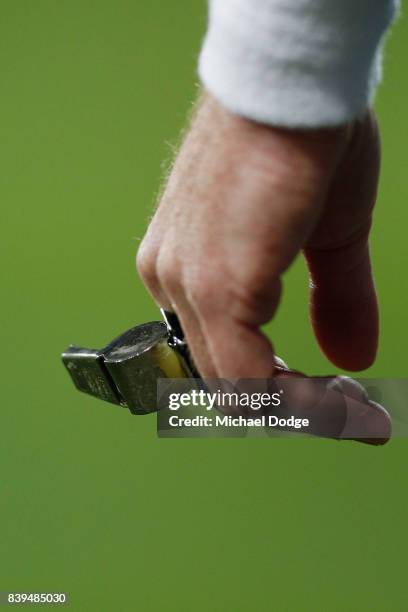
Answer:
[
  {"xmin": 61, "ymin": 312, "xmax": 392, "ymax": 445},
  {"xmin": 61, "ymin": 310, "xmax": 197, "ymax": 415}
]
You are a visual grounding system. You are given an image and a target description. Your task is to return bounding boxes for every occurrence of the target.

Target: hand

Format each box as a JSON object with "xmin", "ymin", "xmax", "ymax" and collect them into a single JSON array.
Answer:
[{"xmin": 137, "ymin": 93, "xmax": 380, "ymax": 379}]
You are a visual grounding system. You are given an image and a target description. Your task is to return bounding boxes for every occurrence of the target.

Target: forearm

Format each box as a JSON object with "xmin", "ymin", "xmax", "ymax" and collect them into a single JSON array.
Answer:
[{"xmin": 199, "ymin": 0, "xmax": 399, "ymax": 127}]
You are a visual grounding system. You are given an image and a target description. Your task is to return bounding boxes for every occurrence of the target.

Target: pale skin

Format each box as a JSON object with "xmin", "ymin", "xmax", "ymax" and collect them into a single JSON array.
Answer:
[{"xmin": 137, "ymin": 92, "xmax": 380, "ymax": 381}]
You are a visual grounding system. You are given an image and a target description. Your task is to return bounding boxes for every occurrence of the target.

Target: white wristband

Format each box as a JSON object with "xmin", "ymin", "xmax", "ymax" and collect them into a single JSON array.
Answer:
[{"xmin": 199, "ymin": 0, "xmax": 399, "ymax": 127}]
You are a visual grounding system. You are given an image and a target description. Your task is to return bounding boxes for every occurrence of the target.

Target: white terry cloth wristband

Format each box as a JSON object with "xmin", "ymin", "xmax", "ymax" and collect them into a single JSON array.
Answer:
[{"xmin": 198, "ymin": 0, "xmax": 399, "ymax": 128}]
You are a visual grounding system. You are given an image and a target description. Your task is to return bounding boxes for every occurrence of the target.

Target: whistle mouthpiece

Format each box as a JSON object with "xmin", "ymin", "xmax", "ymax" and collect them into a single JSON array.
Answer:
[{"xmin": 62, "ymin": 320, "xmax": 195, "ymax": 414}]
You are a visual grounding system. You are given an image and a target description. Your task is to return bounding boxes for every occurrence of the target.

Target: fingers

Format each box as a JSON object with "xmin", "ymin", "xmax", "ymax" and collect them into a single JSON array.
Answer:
[
  {"xmin": 199, "ymin": 315, "xmax": 277, "ymax": 379},
  {"xmin": 197, "ymin": 370, "xmax": 391, "ymax": 445},
  {"xmin": 162, "ymin": 297, "xmax": 218, "ymax": 379},
  {"xmin": 138, "ymin": 230, "xmax": 283, "ymax": 378},
  {"xmin": 138, "ymin": 241, "xmax": 217, "ymax": 378},
  {"xmin": 184, "ymin": 268, "xmax": 283, "ymax": 379},
  {"xmin": 267, "ymin": 372, "xmax": 391, "ymax": 445}
]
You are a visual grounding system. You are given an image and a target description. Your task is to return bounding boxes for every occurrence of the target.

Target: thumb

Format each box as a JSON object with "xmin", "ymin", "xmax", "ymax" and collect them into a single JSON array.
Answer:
[
  {"xmin": 305, "ymin": 231, "xmax": 379, "ymax": 371},
  {"xmin": 304, "ymin": 112, "xmax": 380, "ymax": 371}
]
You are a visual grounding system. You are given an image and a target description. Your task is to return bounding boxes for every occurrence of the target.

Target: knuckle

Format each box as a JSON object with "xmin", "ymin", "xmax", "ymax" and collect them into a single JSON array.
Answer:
[
  {"xmin": 136, "ymin": 241, "xmax": 158, "ymax": 287},
  {"xmin": 156, "ymin": 250, "xmax": 180, "ymax": 291},
  {"xmin": 186, "ymin": 266, "xmax": 269, "ymax": 322},
  {"xmin": 187, "ymin": 286, "xmax": 209, "ymax": 315},
  {"xmin": 225, "ymin": 261, "xmax": 282, "ymax": 323},
  {"xmin": 225, "ymin": 278, "xmax": 281, "ymax": 326},
  {"xmin": 186, "ymin": 271, "xmax": 219, "ymax": 311},
  {"xmin": 186, "ymin": 260, "xmax": 280, "ymax": 326},
  {"xmin": 225, "ymin": 284, "xmax": 259, "ymax": 320}
]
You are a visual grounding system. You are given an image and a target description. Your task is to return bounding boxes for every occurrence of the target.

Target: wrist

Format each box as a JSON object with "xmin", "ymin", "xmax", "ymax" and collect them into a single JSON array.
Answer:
[{"xmin": 197, "ymin": 91, "xmax": 354, "ymax": 186}]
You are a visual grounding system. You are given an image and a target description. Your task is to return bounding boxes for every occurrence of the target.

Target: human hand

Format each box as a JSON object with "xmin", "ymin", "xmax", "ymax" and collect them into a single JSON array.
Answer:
[{"xmin": 137, "ymin": 93, "xmax": 380, "ymax": 379}]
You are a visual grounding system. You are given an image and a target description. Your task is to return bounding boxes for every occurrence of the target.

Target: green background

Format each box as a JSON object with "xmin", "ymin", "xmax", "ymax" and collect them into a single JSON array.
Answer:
[{"xmin": 1, "ymin": 2, "xmax": 407, "ymax": 610}]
